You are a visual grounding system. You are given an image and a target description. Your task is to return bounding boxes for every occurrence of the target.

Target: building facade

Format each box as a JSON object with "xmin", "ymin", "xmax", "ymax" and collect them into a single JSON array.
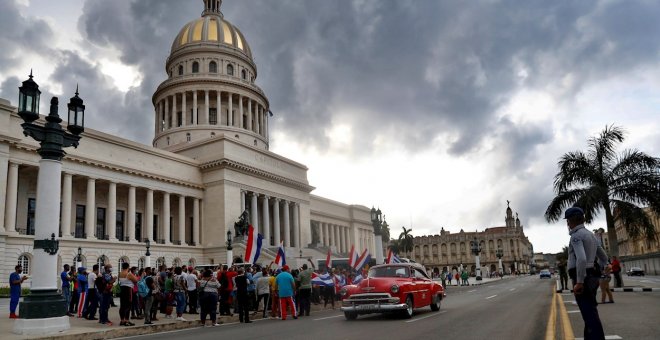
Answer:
[
  {"xmin": 411, "ymin": 203, "xmax": 534, "ymax": 276},
  {"xmin": 615, "ymin": 207, "xmax": 660, "ymax": 275},
  {"xmin": 0, "ymin": 0, "xmax": 378, "ymax": 286}
]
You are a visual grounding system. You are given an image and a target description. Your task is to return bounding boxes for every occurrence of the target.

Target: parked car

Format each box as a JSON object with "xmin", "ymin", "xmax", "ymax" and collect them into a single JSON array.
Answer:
[
  {"xmin": 539, "ymin": 269, "xmax": 552, "ymax": 279},
  {"xmin": 626, "ymin": 267, "xmax": 645, "ymax": 276},
  {"xmin": 340, "ymin": 263, "xmax": 444, "ymax": 320}
]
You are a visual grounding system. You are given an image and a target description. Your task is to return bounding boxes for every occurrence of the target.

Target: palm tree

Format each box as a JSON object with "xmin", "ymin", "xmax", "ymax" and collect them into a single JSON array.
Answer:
[
  {"xmin": 545, "ymin": 125, "xmax": 660, "ymax": 256},
  {"xmin": 398, "ymin": 227, "xmax": 414, "ymax": 258}
]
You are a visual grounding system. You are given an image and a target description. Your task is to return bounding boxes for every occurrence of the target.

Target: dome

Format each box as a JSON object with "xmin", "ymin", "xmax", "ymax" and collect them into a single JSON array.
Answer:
[{"xmin": 171, "ymin": 1, "xmax": 252, "ymax": 60}]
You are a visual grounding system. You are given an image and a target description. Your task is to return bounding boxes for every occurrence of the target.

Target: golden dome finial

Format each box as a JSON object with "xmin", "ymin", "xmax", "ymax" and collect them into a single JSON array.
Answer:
[{"xmin": 202, "ymin": 0, "xmax": 222, "ymax": 17}]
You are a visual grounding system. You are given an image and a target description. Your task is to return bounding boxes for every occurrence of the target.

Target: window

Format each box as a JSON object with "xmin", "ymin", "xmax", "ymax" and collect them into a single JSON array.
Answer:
[
  {"xmin": 135, "ymin": 212, "xmax": 143, "ymax": 241},
  {"xmin": 156, "ymin": 257, "xmax": 165, "ymax": 269},
  {"xmin": 186, "ymin": 133, "xmax": 191, "ymax": 142},
  {"xmin": 116, "ymin": 210, "xmax": 125, "ymax": 241},
  {"xmin": 178, "ymin": 65, "xmax": 183, "ymax": 75},
  {"xmin": 153, "ymin": 215, "xmax": 159, "ymax": 242},
  {"xmin": 75, "ymin": 205, "xmax": 85, "ymax": 238},
  {"xmin": 192, "ymin": 61, "xmax": 199, "ymax": 73},
  {"xmin": 173, "ymin": 258, "xmax": 181, "ymax": 267},
  {"xmin": 166, "ymin": 137, "xmax": 170, "ymax": 145},
  {"xmin": 18, "ymin": 254, "xmax": 30, "ymax": 275},
  {"xmin": 226, "ymin": 64, "xmax": 234, "ymax": 76},
  {"xmin": 241, "ymin": 69, "xmax": 247, "ymax": 80},
  {"xmin": 209, "ymin": 108, "xmax": 218, "ymax": 125},
  {"xmin": 170, "ymin": 216, "xmax": 174, "ymax": 243},
  {"xmin": 118, "ymin": 257, "xmax": 129, "ymax": 269},
  {"xmin": 26, "ymin": 198, "xmax": 36, "ymax": 235},
  {"xmin": 209, "ymin": 61, "xmax": 217, "ymax": 73},
  {"xmin": 177, "ymin": 111, "xmax": 182, "ymax": 127},
  {"xmin": 188, "ymin": 258, "xmax": 195, "ymax": 268},
  {"xmin": 96, "ymin": 207, "xmax": 106, "ymax": 239}
]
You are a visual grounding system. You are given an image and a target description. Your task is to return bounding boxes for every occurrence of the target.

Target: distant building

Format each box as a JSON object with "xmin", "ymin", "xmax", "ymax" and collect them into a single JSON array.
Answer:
[
  {"xmin": 410, "ymin": 203, "xmax": 534, "ymax": 275},
  {"xmin": 615, "ymin": 207, "xmax": 660, "ymax": 274}
]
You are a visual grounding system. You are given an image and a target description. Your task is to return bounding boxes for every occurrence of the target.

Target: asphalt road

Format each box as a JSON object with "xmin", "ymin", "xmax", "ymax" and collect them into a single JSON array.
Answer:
[{"xmin": 118, "ymin": 276, "xmax": 554, "ymax": 340}]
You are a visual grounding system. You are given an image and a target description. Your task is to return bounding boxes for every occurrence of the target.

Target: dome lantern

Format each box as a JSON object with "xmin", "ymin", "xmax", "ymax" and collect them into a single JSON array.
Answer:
[{"xmin": 203, "ymin": 0, "xmax": 223, "ymax": 17}]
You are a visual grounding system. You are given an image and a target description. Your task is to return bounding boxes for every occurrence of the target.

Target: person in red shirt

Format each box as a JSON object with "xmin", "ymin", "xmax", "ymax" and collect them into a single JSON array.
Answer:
[{"xmin": 611, "ymin": 256, "xmax": 623, "ymax": 288}]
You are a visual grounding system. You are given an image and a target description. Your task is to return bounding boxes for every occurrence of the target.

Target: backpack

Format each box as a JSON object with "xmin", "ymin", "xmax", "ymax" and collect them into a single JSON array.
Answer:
[{"xmin": 137, "ymin": 278, "xmax": 149, "ymax": 298}]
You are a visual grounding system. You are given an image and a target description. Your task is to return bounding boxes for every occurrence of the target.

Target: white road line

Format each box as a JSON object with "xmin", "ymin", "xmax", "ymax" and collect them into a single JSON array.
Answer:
[
  {"xmin": 509, "ymin": 288, "xmax": 516, "ymax": 291},
  {"xmin": 404, "ymin": 310, "xmax": 447, "ymax": 323},
  {"xmin": 468, "ymin": 289, "xmax": 476, "ymax": 293},
  {"xmin": 485, "ymin": 295, "xmax": 497, "ymax": 299},
  {"xmin": 567, "ymin": 310, "xmax": 581, "ymax": 314},
  {"xmin": 313, "ymin": 314, "xmax": 344, "ymax": 321},
  {"xmin": 575, "ymin": 336, "xmax": 622, "ymax": 340}
]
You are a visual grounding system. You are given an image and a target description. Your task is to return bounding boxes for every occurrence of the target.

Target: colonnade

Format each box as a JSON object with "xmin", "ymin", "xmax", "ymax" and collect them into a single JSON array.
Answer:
[
  {"xmin": 315, "ymin": 221, "xmax": 350, "ymax": 254},
  {"xmin": 2, "ymin": 162, "xmax": 201, "ymax": 246},
  {"xmin": 240, "ymin": 190, "xmax": 300, "ymax": 248},
  {"xmin": 155, "ymin": 90, "xmax": 268, "ymax": 137}
]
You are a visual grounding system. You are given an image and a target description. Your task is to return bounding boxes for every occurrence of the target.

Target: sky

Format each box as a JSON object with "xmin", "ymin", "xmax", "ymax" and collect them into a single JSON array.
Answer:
[{"xmin": 1, "ymin": 0, "xmax": 659, "ymax": 254}]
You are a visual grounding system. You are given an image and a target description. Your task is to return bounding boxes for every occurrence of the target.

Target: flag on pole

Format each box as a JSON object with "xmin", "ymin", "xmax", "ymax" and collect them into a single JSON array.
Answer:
[
  {"xmin": 354, "ymin": 248, "xmax": 371, "ymax": 271},
  {"xmin": 274, "ymin": 241, "xmax": 286, "ymax": 267},
  {"xmin": 348, "ymin": 245, "xmax": 356, "ymax": 268},
  {"xmin": 352, "ymin": 273, "xmax": 364, "ymax": 284},
  {"xmin": 244, "ymin": 225, "xmax": 263, "ymax": 264},
  {"xmin": 325, "ymin": 248, "xmax": 332, "ymax": 270},
  {"xmin": 311, "ymin": 272, "xmax": 335, "ymax": 287},
  {"xmin": 386, "ymin": 249, "xmax": 402, "ymax": 264}
]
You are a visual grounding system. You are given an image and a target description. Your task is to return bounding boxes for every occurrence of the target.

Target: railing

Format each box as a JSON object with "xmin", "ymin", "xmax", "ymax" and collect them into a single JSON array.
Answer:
[
  {"xmin": 157, "ymin": 239, "xmax": 165, "ymax": 244},
  {"xmin": 173, "ymin": 240, "xmax": 181, "ymax": 246},
  {"xmin": 75, "ymin": 232, "xmax": 86, "ymax": 239},
  {"xmin": 97, "ymin": 234, "xmax": 109, "ymax": 240}
]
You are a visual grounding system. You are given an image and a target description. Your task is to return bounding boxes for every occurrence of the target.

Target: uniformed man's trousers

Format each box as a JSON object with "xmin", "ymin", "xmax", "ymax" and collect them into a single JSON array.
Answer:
[{"xmin": 572, "ymin": 275, "xmax": 605, "ymax": 340}]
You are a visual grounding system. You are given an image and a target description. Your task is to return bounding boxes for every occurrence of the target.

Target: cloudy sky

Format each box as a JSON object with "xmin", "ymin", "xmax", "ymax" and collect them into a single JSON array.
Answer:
[{"xmin": 2, "ymin": 0, "xmax": 659, "ymax": 253}]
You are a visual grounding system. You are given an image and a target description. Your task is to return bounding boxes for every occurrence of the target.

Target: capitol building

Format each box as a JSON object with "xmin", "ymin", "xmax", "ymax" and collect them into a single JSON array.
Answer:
[{"xmin": 0, "ymin": 0, "xmax": 379, "ymax": 283}]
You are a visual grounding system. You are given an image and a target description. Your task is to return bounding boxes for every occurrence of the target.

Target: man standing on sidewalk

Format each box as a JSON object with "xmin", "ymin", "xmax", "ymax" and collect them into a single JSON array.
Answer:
[
  {"xmin": 276, "ymin": 265, "xmax": 297, "ymax": 320},
  {"xmin": 84, "ymin": 265, "xmax": 99, "ymax": 320},
  {"xmin": 61, "ymin": 264, "xmax": 74, "ymax": 317},
  {"xmin": 9, "ymin": 264, "xmax": 28, "ymax": 318},
  {"xmin": 186, "ymin": 267, "xmax": 199, "ymax": 314},
  {"xmin": 234, "ymin": 268, "xmax": 252, "ymax": 323},
  {"xmin": 298, "ymin": 260, "xmax": 315, "ymax": 317},
  {"xmin": 611, "ymin": 256, "xmax": 623, "ymax": 288},
  {"xmin": 565, "ymin": 207, "xmax": 608, "ymax": 340},
  {"xmin": 98, "ymin": 264, "xmax": 116, "ymax": 326}
]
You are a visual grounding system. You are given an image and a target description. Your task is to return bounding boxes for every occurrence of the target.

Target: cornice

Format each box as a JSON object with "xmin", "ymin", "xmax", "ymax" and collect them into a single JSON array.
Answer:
[{"xmin": 153, "ymin": 76, "xmax": 268, "ymax": 105}]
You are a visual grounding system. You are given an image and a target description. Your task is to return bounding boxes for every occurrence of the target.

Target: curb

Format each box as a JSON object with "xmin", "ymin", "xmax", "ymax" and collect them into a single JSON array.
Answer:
[
  {"xmin": 35, "ymin": 319, "xmax": 203, "ymax": 340},
  {"xmin": 611, "ymin": 287, "xmax": 660, "ymax": 292}
]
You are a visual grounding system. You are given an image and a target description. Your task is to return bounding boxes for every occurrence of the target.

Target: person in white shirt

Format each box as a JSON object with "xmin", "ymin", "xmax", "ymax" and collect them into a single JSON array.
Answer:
[{"xmin": 186, "ymin": 267, "xmax": 199, "ymax": 313}]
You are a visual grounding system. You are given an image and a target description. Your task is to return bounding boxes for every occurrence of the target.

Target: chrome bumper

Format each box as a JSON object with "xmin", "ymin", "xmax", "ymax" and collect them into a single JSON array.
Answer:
[{"xmin": 340, "ymin": 303, "xmax": 408, "ymax": 313}]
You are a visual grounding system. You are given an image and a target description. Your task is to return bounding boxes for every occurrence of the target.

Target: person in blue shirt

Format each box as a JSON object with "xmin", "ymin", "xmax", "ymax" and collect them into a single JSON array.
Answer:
[
  {"xmin": 76, "ymin": 267, "xmax": 89, "ymax": 318},
  {"xmin": 9, "ymin": 265, "xmax": 28, "ymax": 319},
  {"xmin": 61, "ymin": 264, "xmax": 74, "ymax": 317},
  {"xmin": 275, "ymin": 265, "xmax": 297, "ymax": 320}
]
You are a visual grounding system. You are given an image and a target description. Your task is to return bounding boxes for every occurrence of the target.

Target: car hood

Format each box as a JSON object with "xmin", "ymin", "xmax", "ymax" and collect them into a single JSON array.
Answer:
[{"xmin": 354, "ymin": 277, "xmax": 405, "ymax": 292}]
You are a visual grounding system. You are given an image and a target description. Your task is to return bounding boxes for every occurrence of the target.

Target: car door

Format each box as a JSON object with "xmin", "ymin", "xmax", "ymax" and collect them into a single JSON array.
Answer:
[{"xmin": 413, "ymin": 268, "xmax": 431, "ymax": 307}]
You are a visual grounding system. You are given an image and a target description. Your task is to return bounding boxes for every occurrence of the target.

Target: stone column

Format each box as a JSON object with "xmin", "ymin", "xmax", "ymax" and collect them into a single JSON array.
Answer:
[
  {"xmin": 238, "ymin": 95, "xmax": 243, "ymax": 128},
  {"xmin": 216, "ymin": 91, "xmax": 221, "ymax": 125},
  {"xmin": 193, "ymin": 198, "xmax": 200, "ymax": 245},
  {"xmin": 163, "ymin": 192, "xmax": 170, "ymax": 244},
  {"xmin": 283, "ymin": 200, "xmax": 291, "ymax": 247},
  {"xmin": 240, "ymin": 190, "xmax": 246, "ymax": 212},
  {"xmin": 60, "ymin": 173, "xmax": 72, "ymax": 237},
  {"xmin": 173, "ymin": 94, "xmax": 178, "ymax": 126},
  {"xmin": 107, "ymin": 182, "xmax": 117, "ymax": 240},
  {"xmin": 322, "ymin": 223, "xmax": 327, "ymax": 246},
  {"xmin": 146, "ymin": 189, "xmax": 154, "ymax": 242},
  {"xmin": 178, "ymin": 195, "xmax": 186, "ymax": 245},
  {"xmin": 204, "ymin": 90, "xmax": 210, "ymax": 125},
  {"xmin": 334, "ymin": 225, "xmax": 340, "ymax": 251},
  {"xmin": 339, "ymin": 226, "xmax": 345, "ymax": 253},
  {"xmin": 155, "ymin": 102, "xmax": 160, "ymax": 134},
  {"xmin": 85, "ymin": 178, "xmax": 95, "ymax": 239},
  {"xmin": 193, "ymin": 91, "xmax": 198, "ymax": 125},
  {"xmin": 181, "ymin": 91, "xmax": 187, "ymax": 126},
  {"xmin": 273, "ymin": 198, "xmax": 281, "ymax": 244},
  {"xmin": 344, "ymin": 227, "xmax": 350, "ymax": 252},
  {"xmin": 293, "ymin": 203, "xmax": 300, "ymax": 248},
  {"xmin": 328, "ymin": 223, "xmax": 334, "ymax": 248},
  {"xmin": 228, "ymin": 93, "xmax": 233, "ymax": 127},
  {"xmin": 247, "ymin": 99, "xmax": 253, "ymax": 131},
  {"xmin": 250, "ymin": 192, "xmax": 259, "ymax": 233},
  {"xmin": 264, "ymin": 107, "xmax": 269, "ymax": 139},
  {"xmin": 127, "ymin": 186, "xmax": 136, "ymax": 242},
  {"xmin": 255, "ymin": 105, "xmax": 261, "ymax": 134},
  {"xmin": 4, "ymin": 162, "xmax": 19, "ymax": 233},
  {"xmin": 262, "ymin": 195, "xmax": 271, "ymax": 246}
]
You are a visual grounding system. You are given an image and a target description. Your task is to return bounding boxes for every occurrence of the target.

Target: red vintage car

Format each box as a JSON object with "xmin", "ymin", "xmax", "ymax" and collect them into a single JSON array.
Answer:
[{"xmin": 340, "ymin": 263, "xmax": 445, "ymax": 320}]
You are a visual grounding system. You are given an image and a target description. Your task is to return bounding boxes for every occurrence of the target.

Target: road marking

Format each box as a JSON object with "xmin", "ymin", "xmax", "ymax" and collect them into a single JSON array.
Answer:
[
  {"xmin": 509, "ymin": 288, "xmax": 516, "ymax": 291},
  {"xmin": 468, "ymin": 289, "xmax": 476, "ymax": 292},
  {"xmin": 485, "ymin": 295, "xmax": 497, "ymax": 299},
  {"xmin": 313, "ymin": 314, "xmax": 344, "ymax": 321},
  {"xmin": 557, "ymin": 291, "xmax": 575, "ymax": 340},
  {"xmin": 576, "ymin": 336, "xmax": 622, "ymax": 340},
  {"xmin": 567, "ymin": 310, "xmax": 580, "ymax": 314},
  {"xmin": 544, "ymin": 291, "xmax": 557, "ymax": 340},
  {"xmin": 404, "ymin": 310, "xmax": 447, "ymax": 323}
]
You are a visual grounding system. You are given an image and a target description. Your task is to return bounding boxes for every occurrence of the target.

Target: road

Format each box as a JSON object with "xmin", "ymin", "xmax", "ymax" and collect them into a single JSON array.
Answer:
[{"xmin": 118, "ymin": 276, "xmax": 553, "ymax": 340}]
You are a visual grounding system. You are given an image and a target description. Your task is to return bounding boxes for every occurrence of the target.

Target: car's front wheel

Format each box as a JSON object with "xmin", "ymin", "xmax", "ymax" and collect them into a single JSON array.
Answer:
[
  {"xmin": 401, "ymin": 295, "xmax": 414, "ymax": 319},
  {"xmin": 430, "ymin": 294, "xmax": 441, "ymax": 311},
  {"xmin": 344, "ymin": 312, "xmax": 357, "ymax": 320}
]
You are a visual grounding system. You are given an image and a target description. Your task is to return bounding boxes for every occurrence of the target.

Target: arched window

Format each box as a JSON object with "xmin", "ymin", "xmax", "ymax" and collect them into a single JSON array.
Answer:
[
  {"xmin": 118, "ymin": 256, "xmax": 129, "ymax": 269},
  {"xmin": 209, "ymin": 61, "xmax": 217, "ymax": 73},
  {"xmin": 173, "ymin": 258, "xmax": 181, "ymax": 268},
  {"xmin": 192, "ymin": 61, "xmax": 199, "ymax": 73},
  {"xmin": 178, "ymin": 65, "xmax": 183, "ymax": 75},
  {"xmin": 18, "ymin": 254, "xmax": 30, "ymax": 275},
  {"xmin": 97, "ymin": 255, "xmax": 107, "ymax": 269},
  {"xmin": 156, "ymin": 257, "xmax": 166, "ymax": 269},
  {"xmin": 226, "ymin": 64, "xmax": 234, "ymax": 76},
  {"xmin": 138, "ymin": 257, "xmax": 145, "ymax": 270},
  {"xmin": 241, "ymin": 69, "xmax": 247, "ymax": 80},
  {"xmin": 188, "ymin": 258, "xmax": 196, "ymax": 268}
]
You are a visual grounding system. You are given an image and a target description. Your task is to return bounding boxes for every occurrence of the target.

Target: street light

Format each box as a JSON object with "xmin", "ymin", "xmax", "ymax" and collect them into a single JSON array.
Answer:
[
  {"xmin": 495, "ymin": 247, "xmax": 504, "ymax": 276},
  {"xmin": 15, "ymin": 72, "xmax": 85, "ymax": 335},
  {"xmin": 76, "ymin": 247, "xmax": 82, "ymax": 269},
  {"xmin": 470, "ymin": 237, "xmax": 482, "ymax": 280},
  {"xmin": 370, "ymin": 207, "xmax": 385, "ymax": 264},
  {"xmin": 145, "ymin": 239, "xmax": 151, "ymax": 268},
  {"xmin": 226, "ymin": 230, "xmax": 233, "ymax": 266}
]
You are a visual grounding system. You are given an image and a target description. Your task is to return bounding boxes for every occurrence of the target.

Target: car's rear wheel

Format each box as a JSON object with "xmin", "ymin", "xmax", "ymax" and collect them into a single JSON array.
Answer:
[
  {"xmin": 344, "ymin": 312, "xmax": 357, "ymax": 320},
  {"xmin": 430, "ymin": 294, "xmax": 441, "ymax": 311},
  {"xmin": 401, "ymin": 295, "xmax": 414, "ymax": 319}
]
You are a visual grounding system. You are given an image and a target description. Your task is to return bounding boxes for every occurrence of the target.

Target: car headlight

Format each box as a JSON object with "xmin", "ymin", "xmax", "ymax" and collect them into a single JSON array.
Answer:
[
  {"xmin": 391, "ymin": 284, "xmax": 399, "ymax": 294},
  {"xmin": 340, "ymin": 287, "xmax": 347, "ymax": 296}
]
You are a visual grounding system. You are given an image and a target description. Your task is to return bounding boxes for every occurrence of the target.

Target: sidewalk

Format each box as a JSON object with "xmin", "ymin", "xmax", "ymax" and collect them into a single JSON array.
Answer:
[
  {"xmin": 438, "ymin": 274, "xmax": 515, "ymax": 287},
  {"xmin": 555, "ymin": 275, "xmax": 660, "ymax": 293}
]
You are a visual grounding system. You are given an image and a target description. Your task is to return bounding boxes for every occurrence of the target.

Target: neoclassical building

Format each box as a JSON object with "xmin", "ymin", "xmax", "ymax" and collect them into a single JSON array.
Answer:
[
  {"xmin": 411, "ymin": 203, "xmax": 534, "ymax": 275},
  {"xmin": 1, "ymin": 0, "xmax": 378, "ymax": 285}
]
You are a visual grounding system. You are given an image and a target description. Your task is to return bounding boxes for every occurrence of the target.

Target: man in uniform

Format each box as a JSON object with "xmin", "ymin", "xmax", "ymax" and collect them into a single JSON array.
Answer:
[{"xmin": 565, "ymin": 207, "xmax": 608, "ymax": 340}]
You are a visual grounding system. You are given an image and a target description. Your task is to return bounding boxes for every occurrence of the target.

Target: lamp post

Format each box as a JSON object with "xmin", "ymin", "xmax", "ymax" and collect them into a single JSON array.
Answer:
[
  {"xmin": 14, "ymin": 72, "xmax": 85, "ymax": 335},
  {"xmin": 145, "ymin": 239, "xmax": 151, "ymax": 268},
  {"xmin": 496, "ymin": 247, "xmax": 504, "ymax": 276},
  {"xmin": 370, "ymin": 207, "xmax": 385, "ymax": 265},
  {"xmin": 76, "ymin": 247, "xmax": 82, "ymax": 270},
  {"xmin": 470, "ymin": 237, "xmax": 482, "ymax": 280},
  {"xmin": 226, "ymin": 230, "xmax": 233, "ymax": 266}
]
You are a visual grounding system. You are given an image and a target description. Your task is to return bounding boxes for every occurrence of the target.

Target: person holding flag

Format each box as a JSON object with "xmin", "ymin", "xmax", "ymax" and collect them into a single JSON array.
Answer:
[{"xmin": 325, "ymin": 249, "xmax": 332, "ymax": 271}]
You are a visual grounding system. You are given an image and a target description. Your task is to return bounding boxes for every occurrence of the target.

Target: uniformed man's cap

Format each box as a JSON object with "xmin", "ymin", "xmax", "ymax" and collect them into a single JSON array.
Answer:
[{"xmin": 564, "ymin": 207, "xmax": 584, "ymax": 219}]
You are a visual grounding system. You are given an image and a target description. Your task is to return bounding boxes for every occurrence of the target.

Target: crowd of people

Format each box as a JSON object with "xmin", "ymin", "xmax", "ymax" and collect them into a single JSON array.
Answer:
[{"xmin": 50, "ymin": 258, "xmax": 364, "ymax": 327}]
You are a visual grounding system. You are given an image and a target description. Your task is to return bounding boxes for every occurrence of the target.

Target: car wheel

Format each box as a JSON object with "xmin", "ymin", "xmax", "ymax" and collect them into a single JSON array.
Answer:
[
  {"xmin": 401, "ymin": 295, "xmax": 414, "ymax": 319},
  {"xmin": 430, "ymin": 294, "xmax": 441, "ymax": 311},
  {"xmin": 344, "ymin": 312, "xmax": 358, "ymax": 321}
]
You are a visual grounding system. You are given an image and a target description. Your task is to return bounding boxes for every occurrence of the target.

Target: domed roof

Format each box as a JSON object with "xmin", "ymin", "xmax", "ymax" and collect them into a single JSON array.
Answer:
[{"xmin": 171, "ymin": 1, "xmax": 252, "ymax": 60}]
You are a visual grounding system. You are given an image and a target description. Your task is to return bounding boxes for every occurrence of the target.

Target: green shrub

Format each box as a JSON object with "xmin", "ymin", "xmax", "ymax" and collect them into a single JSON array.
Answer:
[{"xmin": 0, "ymin": 286, "xmax": 32, "ymax": 297}]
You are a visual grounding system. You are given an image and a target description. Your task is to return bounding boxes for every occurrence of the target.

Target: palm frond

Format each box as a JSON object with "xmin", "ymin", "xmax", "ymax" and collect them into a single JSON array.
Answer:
[
  {"xmin": 554, "ymin": 151, "xmax": 597, "ymax": 192},
  {"xmin": 588, "ymin": 125, "xmax": 625, "ymax": 170},
  {"xmin": 545, "ymin": 188, "xmax": 591, "ymax": 222},
  {"xmin": 612, "ymin": 200, "xmax": 656, "ymax": 240}
]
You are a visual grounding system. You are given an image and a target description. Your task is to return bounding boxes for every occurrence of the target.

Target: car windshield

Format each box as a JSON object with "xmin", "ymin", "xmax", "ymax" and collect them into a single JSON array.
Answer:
[
  {"xmin": 541, "ymin": 270, "xmax": 550, "ymax": 274},
  {"xmin": 369, "ymin": 266, "xmax": 410, "ymax": 278}
]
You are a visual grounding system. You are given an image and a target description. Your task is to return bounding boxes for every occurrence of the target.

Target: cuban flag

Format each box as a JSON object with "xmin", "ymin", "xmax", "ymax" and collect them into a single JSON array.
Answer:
[
  {"xmin": 353, "ymin": 273, "xmax": 364, "ymax": 284},
  {"xmin": 354, "ymin": 248, "xmax": 371, "ymax": 271},
  {"xmin": 244, "ymin": 225, "xmax": 263, "ymax": 264},
  {"xmin": 348, "ymin": 245, "xmax": 357, "ymax": 268},
  {"xmin": 311, "ymin": 272, "xmax": 335, "ymax": 287},
  {"xmin": 274, "ymin": 241, "xmax": 286, "ymax": 267},
  {"xmin": 325, "ymin": 249, "xmax": 332, "ymax": 270},
  {"xmin": 386, "ymin": 249, "xmax": 402, "ymax": 264}
]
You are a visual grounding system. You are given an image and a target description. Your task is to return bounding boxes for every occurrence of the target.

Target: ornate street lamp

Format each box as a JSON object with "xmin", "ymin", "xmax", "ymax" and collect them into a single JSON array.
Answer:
[
  {"xmin": 470, "ymin": 237, "xmax": 483, "ymax": 280},
  {"xmin": 145, "ymin": 239, "xmax": 151, "ymax": 268},
  {"xmin": 76, "ymin": 247, "xmax": 83, "ymax": 269},
  {"xmin": 370, "ymin": 207, "xmax": 385, "ymax": 265},
  {"xmin": 495, "ymin": 247, "xmax": 504, "ymax": 276},
  {"xmin": 226, "ymin": 230, "xmax": 233, "ymax": 266},
  {"xmin": 15, "ymin": 72, "xmax": 85, "ymax": 335}
]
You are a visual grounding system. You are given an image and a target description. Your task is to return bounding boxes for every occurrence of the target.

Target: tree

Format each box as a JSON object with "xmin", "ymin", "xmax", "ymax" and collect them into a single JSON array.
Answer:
[
  {"xmin": 545, "ymin": 125, "xmax": 660, "ymax": 256},
  {"xmin": 388, "ymin": 239, "xmax": 400, "ymax": 254},
  {"xmin": 398, "ymin": 227, "xmax": 414, "ymax": 258},
  {"xmin": 555, "ymin": 246, "xmax": 569, "ymax": 263}
]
